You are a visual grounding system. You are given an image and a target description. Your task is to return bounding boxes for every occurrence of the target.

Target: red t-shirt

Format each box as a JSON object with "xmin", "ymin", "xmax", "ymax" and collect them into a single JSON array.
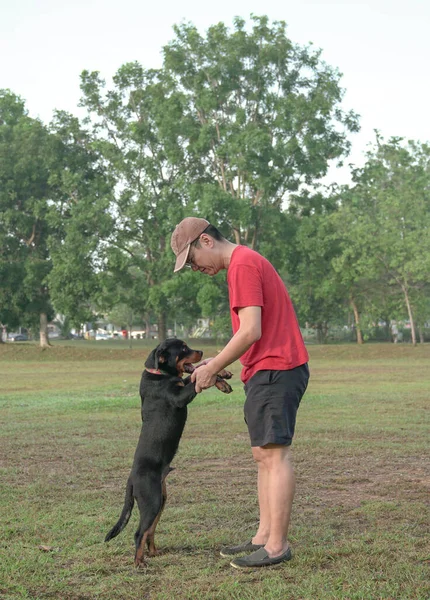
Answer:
[{"xmin": 227, "ymin": 246, "xmax": 309, "ymax": 383}]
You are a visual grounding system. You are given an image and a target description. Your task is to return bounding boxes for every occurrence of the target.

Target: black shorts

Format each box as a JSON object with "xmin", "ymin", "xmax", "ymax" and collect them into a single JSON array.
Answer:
[{"xmin": 243, "ymin": 364, "xmax": 309, "ymax": 447}]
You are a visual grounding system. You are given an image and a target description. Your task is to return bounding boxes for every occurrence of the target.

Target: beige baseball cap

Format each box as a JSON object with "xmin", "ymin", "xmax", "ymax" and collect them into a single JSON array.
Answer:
[{"xmin": 171, "ymin": 217, "xmax": 209, "ymax": 272}]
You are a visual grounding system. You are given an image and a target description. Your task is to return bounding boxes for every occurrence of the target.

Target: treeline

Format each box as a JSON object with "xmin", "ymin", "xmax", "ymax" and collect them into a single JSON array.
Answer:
[{"xmin": 1, "ymin": 16, "xmax": 429, "ymax": 347}]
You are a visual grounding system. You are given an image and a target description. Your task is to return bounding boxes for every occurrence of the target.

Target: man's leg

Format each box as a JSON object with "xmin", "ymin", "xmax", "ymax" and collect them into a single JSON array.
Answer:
[
  {"xmin": 252, "ymin": 444, "xmax": 295, "ymax": 557},
  {"xmin": 251, "ymin": 458, "xmax": 271, "ymax": 545}
]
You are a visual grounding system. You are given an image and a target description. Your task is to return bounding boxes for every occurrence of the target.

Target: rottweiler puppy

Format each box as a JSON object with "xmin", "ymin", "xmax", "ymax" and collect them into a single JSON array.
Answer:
[{"xmin": 105, "ymin": 338, "xmax": 232, "ymax": 567}]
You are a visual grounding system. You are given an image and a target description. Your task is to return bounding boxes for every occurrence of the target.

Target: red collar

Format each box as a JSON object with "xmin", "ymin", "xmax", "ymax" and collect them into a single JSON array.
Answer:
[
  {"xmin": 146, "ymin": 368, "xmax": 162, "ymax": 375},
  {"xmin": 145, "ymin": 368, "xmax": 183, "ymax": 378},
  {"xmin": 145, "ymin": 368, "xmax": 170, "ymax": 375}
]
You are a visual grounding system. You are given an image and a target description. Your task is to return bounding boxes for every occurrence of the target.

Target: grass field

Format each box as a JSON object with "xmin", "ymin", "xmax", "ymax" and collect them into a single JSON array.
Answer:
[{"xmin": 1, "ymin": 341, "xmax": 429, "ymax": 599}]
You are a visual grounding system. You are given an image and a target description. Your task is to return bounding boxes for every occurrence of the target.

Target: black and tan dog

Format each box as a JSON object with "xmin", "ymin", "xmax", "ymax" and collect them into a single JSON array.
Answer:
[{"xmin": 105, "ymin": 338, "xmax": 232, "ymax": 567}]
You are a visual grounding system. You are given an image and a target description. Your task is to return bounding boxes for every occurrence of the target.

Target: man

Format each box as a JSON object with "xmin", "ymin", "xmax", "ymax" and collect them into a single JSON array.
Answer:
[{"xmin": 170, "ymin": 217, "xmax": 309, "ymax": 569}]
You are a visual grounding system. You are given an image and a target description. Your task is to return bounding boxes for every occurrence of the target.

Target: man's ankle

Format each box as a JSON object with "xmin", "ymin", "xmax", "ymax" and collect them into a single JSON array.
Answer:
[
  {"xmin": 264, "ymin": 542, "xmax": 289, "ymax": 558},
  {"xmin": 252, "ymin": 534, "xmax": 269, "ymax": 545}
]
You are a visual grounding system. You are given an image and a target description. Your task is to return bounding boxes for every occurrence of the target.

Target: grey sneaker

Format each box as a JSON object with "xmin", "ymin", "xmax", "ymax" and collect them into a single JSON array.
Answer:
[
  {"xmin": 219, "ymin": 540, "xmax": 264, "ymax": 558},
  {"xmin": 230, "ymin": 546, "xmax": 292, "ymax": 569}
]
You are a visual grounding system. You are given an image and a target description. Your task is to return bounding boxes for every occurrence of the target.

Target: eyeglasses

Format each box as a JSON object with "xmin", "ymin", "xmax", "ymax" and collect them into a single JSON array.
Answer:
[
  {"xmin": 184, "ymin": 248, "xmax": 196, "ymax": 269},
  {"xmin": 185, "ymin": 241, "xmax": 201, "ymax": 269}
]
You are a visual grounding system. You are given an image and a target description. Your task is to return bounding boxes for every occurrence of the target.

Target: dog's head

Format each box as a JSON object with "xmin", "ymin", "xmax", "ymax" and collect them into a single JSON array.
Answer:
[{"xmin": 145, "ymin": 339, "xmax": 203, "ymax": 377}]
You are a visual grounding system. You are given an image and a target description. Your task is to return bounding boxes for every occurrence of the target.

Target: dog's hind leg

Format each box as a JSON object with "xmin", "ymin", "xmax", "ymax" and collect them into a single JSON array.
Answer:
[
  {"xmin": 146, "ymin": 468, "xmax": 171, "ymax": 556},
  {"xmin": 133, "ymin": 474, "xmax": 163, "ymax": 567}
]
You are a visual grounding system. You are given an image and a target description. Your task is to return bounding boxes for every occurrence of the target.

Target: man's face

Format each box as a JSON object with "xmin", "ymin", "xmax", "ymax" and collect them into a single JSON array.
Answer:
[{"xmin": 185, "ymin": 236, "xmax": 221, "ymax": 276}]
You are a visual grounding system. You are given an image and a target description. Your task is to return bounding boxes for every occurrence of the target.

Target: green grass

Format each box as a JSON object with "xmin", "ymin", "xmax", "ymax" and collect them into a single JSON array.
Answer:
[{"xmin": 1, "ymin": 342, "xmax": 429, "ymax": 599}]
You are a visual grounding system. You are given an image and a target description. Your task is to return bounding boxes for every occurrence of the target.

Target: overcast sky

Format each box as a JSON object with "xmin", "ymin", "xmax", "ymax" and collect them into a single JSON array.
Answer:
[{"xmin": 1, "ymin": 0, "xmax": 429, "ymax": 184}]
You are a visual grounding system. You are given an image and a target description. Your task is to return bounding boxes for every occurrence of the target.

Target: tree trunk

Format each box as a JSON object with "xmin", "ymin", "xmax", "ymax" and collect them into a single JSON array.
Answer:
[
  {"xmin": 322, "ymin": 321, "xmax": 329, "ymax": 343},
  {"xmin": 158, "ymin": 312, "xmax": 167, "ymax": 342},
  {"xmin": 39, "ymin": 313, "xmax": 51, "ymax": 348},
  {"xmin": 401, "ymin": 284, "xmax": 417, "ymax": 346},
  {"xmin": 316, "ymin": 322, "xmax": 328, "ymax": 344},
  {"xmin": 250, "ymin": 225, "xmax": 258, "ymax": 250},
  {"xmin": 350, "ymin": 297, "xmax": 363, "ymax": 344},
  {"xmin": 128, "ymin": 313, "xmax": 133, "ymax": 349},
  {"xmin": 418, "ymin": 326, "xmax": 424, "ymax": 344},
  {"xmin": 382, "ymin": 317, "xmax": 391, "ymax": 342}
]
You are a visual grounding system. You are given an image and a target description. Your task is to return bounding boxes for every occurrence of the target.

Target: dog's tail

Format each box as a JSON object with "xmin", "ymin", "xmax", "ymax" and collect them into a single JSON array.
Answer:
[{"xmin": 105, "ymin": 477, "xmax": 134, "ymax": 542}]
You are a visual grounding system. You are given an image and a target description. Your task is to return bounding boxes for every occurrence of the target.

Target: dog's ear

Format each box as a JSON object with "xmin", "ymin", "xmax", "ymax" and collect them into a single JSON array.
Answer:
[
  {"xmin": 144, "ymin": 348, "xmax": 156, "ymax": 369},
  {"xmin": 145, "ymin": 344, "xmax": 167, "ymax": 369},
  {"xmin": 154, "ymin": 345, "xmax": 167, "ymax": 369}
]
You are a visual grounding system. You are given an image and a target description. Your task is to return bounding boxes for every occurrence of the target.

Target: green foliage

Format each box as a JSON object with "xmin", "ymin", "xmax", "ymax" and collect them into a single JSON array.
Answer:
[
  {"xmin": 282, "ymin": 135, "xmax": 430, "ymax": 342},
  {"xmin": 163, "ymin": 15, "xmax": 359, "ymax": 247},
  {"xmin": 75, "ymin": 15, "xmax": 359, "ymax": 338},
  {"xmin": 0, "ymin": 90, "xmax": 54, "ymax": 332},
  {"xmin": 283, "ymin": 193, "xmax": 346, "ymax": 340},
  {"xmin": 0, "ymin": 91, "xmax": 115, "ymax": 334},
  {"xmin": 196, "ymin": 277, "xmax": 232, "ymax": 338},
  {"xmin": 46, "ymin": 111, "xmax": 115, "ymax": 324},
  {"xmin": 2, "ymin": 18, "xmax": 429, "ymax": 343},
  {"xmin": 79, "ymin": 64, "xmax": 200, "ymax": 337},
  {"xmin": 331, "ymin": 136, "xmax": 430, "ymax": 344}
]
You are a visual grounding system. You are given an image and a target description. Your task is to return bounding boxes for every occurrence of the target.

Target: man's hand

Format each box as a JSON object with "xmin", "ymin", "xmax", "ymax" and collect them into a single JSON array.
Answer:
[
  {"xmin": 194, "ymin": 357, "xmax": 215, "ymax": 368},
  {"xmin": 191, "ymin": 364, "xmax": 218, "ymax": 393},
  {"xmin": 195, "ymin": 357, "xmax": 232, "ymax": 380}
]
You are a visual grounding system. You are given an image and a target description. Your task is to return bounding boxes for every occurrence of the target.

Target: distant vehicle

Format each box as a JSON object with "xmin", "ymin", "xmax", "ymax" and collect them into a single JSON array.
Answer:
[
  {"xmin": 8, "ymin": 333, "xmax": 28, "ymax": 342},
  {"xmin": 95, "ymin": 332, "xmax": 110, "ymax": 341},
  {"xmin": 130, "ymin": 330, "xmax": 146, "ymax": 340}
]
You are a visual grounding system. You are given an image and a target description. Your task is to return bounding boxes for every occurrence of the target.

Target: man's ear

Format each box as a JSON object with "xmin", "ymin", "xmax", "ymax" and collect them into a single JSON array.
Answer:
[{"xmin": 200, "ymin": 233, "xmax": 214, "ymax": 248}]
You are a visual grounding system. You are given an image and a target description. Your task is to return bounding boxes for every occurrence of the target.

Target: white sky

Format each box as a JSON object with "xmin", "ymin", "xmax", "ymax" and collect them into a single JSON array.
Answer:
[{"xmin": 1, "ymin": 0, "xmax": 429, "ymax": 184}]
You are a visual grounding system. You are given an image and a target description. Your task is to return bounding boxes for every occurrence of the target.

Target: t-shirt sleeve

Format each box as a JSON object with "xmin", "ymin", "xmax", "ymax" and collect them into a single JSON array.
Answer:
[{"xmin": 228, "ymin": 264, "xmax": 264, "ymax": 313}]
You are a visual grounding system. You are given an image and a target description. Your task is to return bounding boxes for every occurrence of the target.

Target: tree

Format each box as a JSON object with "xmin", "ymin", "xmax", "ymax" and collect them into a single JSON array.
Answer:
[
  {"xmin": 78, "ymin": 16, "xmax": 359, "ymax": 338},
  {"xmin": 80, "ymin": 63, "xmax": 202, "ymax": 340},
  {"xmin": 0, "ymin": 91, "xmax": 113, "ymax": 345},
  {"xmin": 283, "ymin": 192, "xmax": 347, "ymax": 343},
  {"xmin": 46, "ymin": 111, "xmax": 114, "ymax": 326},
  {"xmin": 325, "ymin": 186, "xmax": 385, "ymax": 344},
  {"xmin": 0, "ymin": 230, "xmax": 28, "ymax": 340},
  {"xmin": 163, "ymin": 15, "xmax": 359, "ymax": 250},
  {"xmin": 344, "ymin": 136, "xmax": 430, "ymax": 345},
  {"xmin": 0, "ymin": 90, "xmax": 55, "ymax": 346}
]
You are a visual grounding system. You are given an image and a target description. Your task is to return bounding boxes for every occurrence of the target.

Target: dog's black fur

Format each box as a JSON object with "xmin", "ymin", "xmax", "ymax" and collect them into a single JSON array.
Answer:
[{"xmin": 104, "ymin": 338, "xmax": 232, "ymax": 567}]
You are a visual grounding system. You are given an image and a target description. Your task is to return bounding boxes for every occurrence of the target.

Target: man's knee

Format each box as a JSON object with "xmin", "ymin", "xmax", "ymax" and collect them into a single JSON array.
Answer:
[{"xmin": 252, "ymin": 444, "xmax": 291, "ymax": 467}]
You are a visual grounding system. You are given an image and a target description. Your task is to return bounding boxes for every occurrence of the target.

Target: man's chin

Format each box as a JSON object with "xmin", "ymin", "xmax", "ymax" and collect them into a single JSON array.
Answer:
[{"xmin": 200, "ymin": 266, "xmax": 219, "ymax": 276}]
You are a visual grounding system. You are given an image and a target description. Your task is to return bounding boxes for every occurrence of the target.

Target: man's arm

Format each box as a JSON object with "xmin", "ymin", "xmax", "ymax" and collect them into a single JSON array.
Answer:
[{"xmin": 191, "ymin": 306, "xmax": 261, "ymax": 393}]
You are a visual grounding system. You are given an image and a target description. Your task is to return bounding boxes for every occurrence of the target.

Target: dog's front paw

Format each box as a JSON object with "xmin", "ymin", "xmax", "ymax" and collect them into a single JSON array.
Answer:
[
  {"xmin": 218, "ymin": 368, "xmax": 233, "ymax": 379},
  {"xmin": 215, "ymin": 377, "xmax": 233, "ymax": 394}
]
